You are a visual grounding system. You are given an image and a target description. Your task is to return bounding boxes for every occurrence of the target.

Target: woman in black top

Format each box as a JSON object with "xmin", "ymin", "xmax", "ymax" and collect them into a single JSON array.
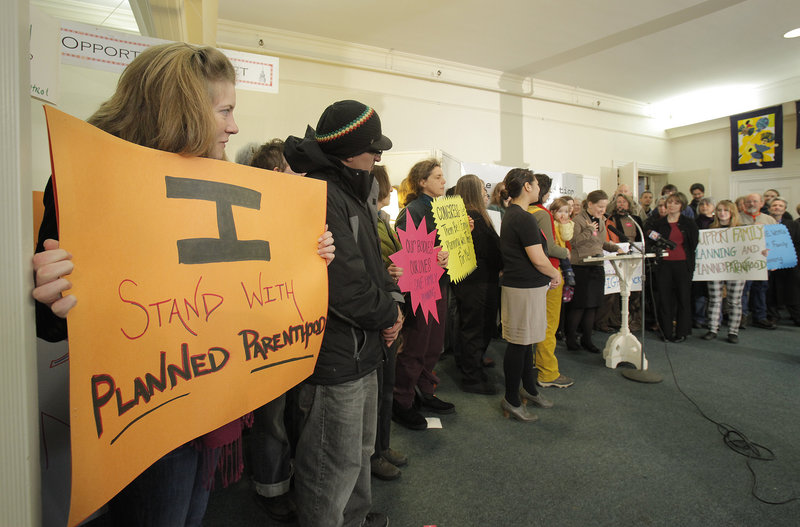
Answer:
[
  {"xmin": 498, "ymin": 169, "xmax": 561, "ymax": 422},
  {"xmin": 453, "ymin": 174, "xmax": 503, "ymax": 394},
  {"xmin": 648, "ymin": 192, "xmax": 699, "ymax": 342}
]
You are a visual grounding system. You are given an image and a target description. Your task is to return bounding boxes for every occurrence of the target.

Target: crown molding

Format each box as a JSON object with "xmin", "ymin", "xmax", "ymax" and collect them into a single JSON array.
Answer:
[
  {"xmin": 216, "ymin": 19, "xmax": 653, "ymax": 119},
  {"xmin": 31, "ymin": 0, "xmax": 139, "ymax": 34}
]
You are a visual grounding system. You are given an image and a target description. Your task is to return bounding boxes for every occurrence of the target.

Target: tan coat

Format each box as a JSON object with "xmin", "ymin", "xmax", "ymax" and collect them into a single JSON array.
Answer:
[{"xmin": 569, "ymin": 209, "xmax": 620, "ymax": 266}]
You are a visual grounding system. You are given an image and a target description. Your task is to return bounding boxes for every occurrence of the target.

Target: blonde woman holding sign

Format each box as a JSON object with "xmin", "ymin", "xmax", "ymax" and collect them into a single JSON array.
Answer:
[
  {"xmin": 702, "ymin": 200, "xmax": 744, "ymax": 344},
  {"xmin": 31, "ymin": 43, "xmax": 333, "ymax": 526}
]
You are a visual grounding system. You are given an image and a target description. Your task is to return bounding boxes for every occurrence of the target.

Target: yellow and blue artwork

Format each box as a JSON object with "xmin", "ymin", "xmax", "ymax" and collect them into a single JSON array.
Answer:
[{"xmin": 730, "ymin": 105, "xmax": 782, "ymax": 171}]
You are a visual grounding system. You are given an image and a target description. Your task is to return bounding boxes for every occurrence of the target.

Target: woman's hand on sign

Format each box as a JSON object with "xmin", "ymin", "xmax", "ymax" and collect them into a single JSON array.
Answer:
[
  {"xmin": 436, "ymin": 248, "xmax": 449, "ymax": 269},
  {"xmin": 32, "ymin": 239, "xmax": 77, "ymax": 318},
  {"xmin": 317, "ymin": 225, "xmax": 335, "ymax": 266},
  {"xmin": 387, "ymin": 263, "xmax": 403, "ymax": 281}
]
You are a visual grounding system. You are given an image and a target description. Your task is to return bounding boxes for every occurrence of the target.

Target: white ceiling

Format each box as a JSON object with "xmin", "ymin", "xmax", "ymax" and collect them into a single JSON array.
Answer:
[
  {"xmin": 218, "ymin": 0, "xmax": 800, "ymax": 106},
  {"xmin": 34, "ymin": 0, "xmax": 800, "ymax": 122}
]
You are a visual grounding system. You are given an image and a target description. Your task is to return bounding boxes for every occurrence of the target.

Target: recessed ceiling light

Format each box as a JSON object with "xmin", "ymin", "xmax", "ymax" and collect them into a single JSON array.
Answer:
[{"xmin": 783, "ymin": 27, "xmax": 800, "ymax": 38}]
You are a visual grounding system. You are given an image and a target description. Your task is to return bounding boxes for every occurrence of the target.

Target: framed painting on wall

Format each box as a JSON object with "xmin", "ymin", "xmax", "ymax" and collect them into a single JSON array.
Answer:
[
  {"xmin": 730, "ymin": 105, "xmax": 782, "ymax": 171},
  {"xmin": 796, "ymin": 101, "xmax": 799, "ymax": 149}
]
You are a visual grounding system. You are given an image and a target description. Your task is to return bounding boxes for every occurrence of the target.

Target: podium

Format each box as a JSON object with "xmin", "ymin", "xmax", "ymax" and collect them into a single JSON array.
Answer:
[{"xmin": 584, "ymin": 252, "xmax": 658, "ymax": 370}]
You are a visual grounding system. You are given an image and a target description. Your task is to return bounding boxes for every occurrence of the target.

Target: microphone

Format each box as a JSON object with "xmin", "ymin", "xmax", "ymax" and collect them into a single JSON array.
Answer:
[
  {"xmin": 607, "ymin": 224, "xmax": 629, "ymax": 243},
  {"xmin": 647, "ymin": 230, "xmax": 677, "ymax": 250}
]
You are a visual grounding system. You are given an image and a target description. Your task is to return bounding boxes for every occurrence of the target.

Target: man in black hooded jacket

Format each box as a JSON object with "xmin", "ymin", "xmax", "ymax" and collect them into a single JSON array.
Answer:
[{"xmin": 283, "ymin": 100, "xmax": 403, "ymax": 527}]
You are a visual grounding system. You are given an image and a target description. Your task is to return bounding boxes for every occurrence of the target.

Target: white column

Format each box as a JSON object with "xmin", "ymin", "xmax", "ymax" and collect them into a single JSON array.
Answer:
[{"xmin": 0, "ymin": 0, "xmax": 41, "ymax": 525}]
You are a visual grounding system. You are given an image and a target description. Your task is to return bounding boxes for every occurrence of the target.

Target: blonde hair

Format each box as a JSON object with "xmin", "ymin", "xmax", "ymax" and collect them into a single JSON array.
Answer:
[
  {"xmin": 549, "ymin": 197, "xmax": 572, "ymax": 214},
  {"xmin": 490, "ymin": 182, "xmax": 507, "ymax": 207},
  {"xmin": 88, "ymin": 42, "xmax": 235, "ymax": 157},
  {"xmin": 711, "ymin": 200, "xmax": 741, "ymax": 228}
]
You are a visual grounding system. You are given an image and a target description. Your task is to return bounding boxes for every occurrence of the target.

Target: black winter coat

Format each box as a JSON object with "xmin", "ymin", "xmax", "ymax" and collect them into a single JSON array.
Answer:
[{"xmin": 284, "ymin": 127, "xmax": 401, "ymax": 385}]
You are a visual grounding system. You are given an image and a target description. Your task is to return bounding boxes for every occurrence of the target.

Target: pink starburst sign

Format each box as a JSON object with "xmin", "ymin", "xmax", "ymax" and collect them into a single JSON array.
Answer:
[{"xmin": 390, "ymin": 216, "xmax": 445, "ymax": 323}]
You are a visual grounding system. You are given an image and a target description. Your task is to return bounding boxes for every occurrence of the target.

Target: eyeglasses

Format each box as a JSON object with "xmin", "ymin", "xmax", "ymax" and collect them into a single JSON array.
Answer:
[{"xmin": 366, "ymin": 147, "xmax": 382, "ymax": 156}]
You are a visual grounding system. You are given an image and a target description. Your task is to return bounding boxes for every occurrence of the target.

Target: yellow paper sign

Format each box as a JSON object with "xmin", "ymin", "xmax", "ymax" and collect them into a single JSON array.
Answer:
[
  {"xmin": 431, "ymin": 195, "xmax": 477, "ymax": 283},
  {"xmin": 43, "ymin": 106, "xmax": 328, "ymax": 526}
]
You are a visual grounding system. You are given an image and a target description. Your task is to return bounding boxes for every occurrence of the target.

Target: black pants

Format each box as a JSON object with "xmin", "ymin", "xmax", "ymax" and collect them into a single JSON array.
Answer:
[
  {"xmin": 655, "ymin": 260, "xmax": 692, "ymax": 339},
  {"xmin": 453, "ymin": 279, "xmax": 499, "ymax": 384},
  {"xmin": 374, "ymin": 338, "xmax": 398, "ymax": 456}
]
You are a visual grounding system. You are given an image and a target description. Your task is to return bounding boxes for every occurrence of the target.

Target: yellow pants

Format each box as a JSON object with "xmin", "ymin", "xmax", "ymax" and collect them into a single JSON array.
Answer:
[{"xmin": 535, "ymin": 271, "xmax": 563, "ymax": 383}]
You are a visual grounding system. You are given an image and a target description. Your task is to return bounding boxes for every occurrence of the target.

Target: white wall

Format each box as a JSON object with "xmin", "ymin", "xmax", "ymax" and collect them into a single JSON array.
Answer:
[
  {"xmin": 31, "ymin": 53, "xmax": 672, "ymax": 194},
  {"xmin": 669, "ymin": 103, "xmax": 800, "ymax": 211}
]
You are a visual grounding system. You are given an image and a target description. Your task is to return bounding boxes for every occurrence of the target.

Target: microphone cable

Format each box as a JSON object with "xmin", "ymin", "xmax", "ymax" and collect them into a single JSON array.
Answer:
[{"xmin": 646, "ymin": 265, "xmax": 798, "ymax": 505}]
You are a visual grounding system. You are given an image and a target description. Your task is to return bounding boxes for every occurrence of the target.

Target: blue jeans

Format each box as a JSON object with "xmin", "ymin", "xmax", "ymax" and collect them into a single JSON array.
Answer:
[
  {"xmin": 108, "ymin": 443, "xmax": 212, "ymax": 527},
  {"xmin": 295, "ymin": 371, "xmax": 378, "ymax": 527},
  {"xmin": 749, "ymin": 280, "xmax": 769, "ymax": 321},
  {"xmin": 741, "ymin": 281, "xmax": 752, "ymax": 317},
  {"xmin": 251, "ymin": 394, "xmax": 292, "ymax": 497}
]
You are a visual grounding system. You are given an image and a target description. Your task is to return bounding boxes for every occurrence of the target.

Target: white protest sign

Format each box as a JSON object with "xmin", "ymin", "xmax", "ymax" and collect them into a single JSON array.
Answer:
[
  {"xmin": 60, "ymin": 20, "xmax": 164, "ymax": 73},
  {"xmin": 603, "ymin": 243, "xmax": 644, "ymax": 294},
  {"xmin": 58, "ymin": 20, "xmax": 279, "ymax": 93},
  {"xmin": 30, "ymin": 5, "xmax": 61, "ymax": 104},
  {"xmin": 693, "ymin": 225, "xmax": 767, "ymax": 281},
  {"xmin": 487, "ymin": 209, "xmax": 502, "ymax": 235}
]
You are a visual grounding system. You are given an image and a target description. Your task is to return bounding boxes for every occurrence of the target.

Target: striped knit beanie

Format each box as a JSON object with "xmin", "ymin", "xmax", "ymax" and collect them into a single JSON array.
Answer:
[{"xmin": 315, "ymin": 100, "xmax": 392, "ymax": 159}]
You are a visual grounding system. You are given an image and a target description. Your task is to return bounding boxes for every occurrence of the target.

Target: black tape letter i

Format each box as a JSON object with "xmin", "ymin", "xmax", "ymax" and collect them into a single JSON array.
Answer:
[{"xmin": 165, "ymin": 176, "xmax": 270, "ymax": 264}]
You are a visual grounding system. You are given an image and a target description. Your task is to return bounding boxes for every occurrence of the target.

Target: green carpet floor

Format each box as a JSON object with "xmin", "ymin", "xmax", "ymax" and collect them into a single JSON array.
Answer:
[{"xmin": 204, "ymin": 320, "xmax": 800, "ymax": 526}]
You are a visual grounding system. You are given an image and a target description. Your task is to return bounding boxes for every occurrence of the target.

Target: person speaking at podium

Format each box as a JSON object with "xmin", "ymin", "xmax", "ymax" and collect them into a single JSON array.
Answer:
[
  {"xmin": 646, "ymin": 192, "xmax": 699, "ymax": 343},
  {"xmin": 565, "ymin": 190, "xmax": 623, "ymax": 353}
]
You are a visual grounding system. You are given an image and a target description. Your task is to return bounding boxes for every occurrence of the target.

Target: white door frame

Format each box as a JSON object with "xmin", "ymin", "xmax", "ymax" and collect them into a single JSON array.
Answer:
[{"xmin": 1, "ymin": 0, "xmax": 41, "ymax": 525}]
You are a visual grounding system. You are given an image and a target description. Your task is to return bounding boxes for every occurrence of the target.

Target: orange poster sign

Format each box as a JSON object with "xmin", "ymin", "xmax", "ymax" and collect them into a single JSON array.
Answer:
[{"xmin": 43, "ymin": 107, "xmax": 328, "ymax": 526}]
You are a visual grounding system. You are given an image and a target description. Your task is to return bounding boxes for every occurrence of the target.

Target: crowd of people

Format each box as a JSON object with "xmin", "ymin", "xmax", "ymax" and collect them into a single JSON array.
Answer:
[{"xmin": 30, "ymin": 42, "xmax": 800, "ymax": 527}]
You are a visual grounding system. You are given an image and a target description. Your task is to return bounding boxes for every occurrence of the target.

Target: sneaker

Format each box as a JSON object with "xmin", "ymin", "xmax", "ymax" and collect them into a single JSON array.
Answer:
[
  {"xmin": 537, "ymin": 374, "xmax": 574, "ymax": 389},
  {"xmin": 727, "ymin": 333, "xmax": 739, "ymax": 344},
  {"xmin": 370, "ymin": 456, "xmax": 401, "ymax": 481},
  {"xmin": 701, "ymin": 331, "xmax": 717, "ymax": 340},
  {"xmin": 392, "ymin": 400, "xmax": 427, "ymax": 430},
  {"xmin": 381, "ymin": 448, "xmax": 408, "ymax": 467},
  {"xmin": 363, "ymin": 511, "xmax": 389, "ymax": 527},
  {"xmin": 417, "ymin": 392, "xmax": 456, "ymax": 414},
  {"xmin": 253, "ymin": 493, "xmax": 297, "ymax": 524}
]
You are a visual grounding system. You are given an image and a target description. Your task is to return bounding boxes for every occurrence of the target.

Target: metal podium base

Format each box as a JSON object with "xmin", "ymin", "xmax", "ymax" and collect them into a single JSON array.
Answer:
[{"xmin": 622, "ymin": 369, "xmax": 663, "ymax": 383}]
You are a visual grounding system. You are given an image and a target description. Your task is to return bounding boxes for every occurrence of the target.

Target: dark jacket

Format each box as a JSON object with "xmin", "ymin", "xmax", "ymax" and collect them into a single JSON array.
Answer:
[
  {"xmin": 696, "ymin": 214, "xmax": 715, "ymax": 230},
  {"xmin": 606, "ymin": 212, "xmax": 643, "ymax": 243},
  {"xmin": 570, "ymin": 209, "xmax": 620, "ymax": 267},
  {"xmin": 396, "ymin": 194, "xmax": 438, "ymax": 244},
  {"xmin": 284, "ymin": 127, "xmax": 401, "ymax": 385},
  {"xmin": 647, "ymin": 214, "xmax": 699, "ymax": 274},
  {"xmin": 377, "ymin": 210, "xmax": 402, "ymax": 268},
  {"xmin": 458, "ymin": 210, "xmax": 502, "ymax": 285}
]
